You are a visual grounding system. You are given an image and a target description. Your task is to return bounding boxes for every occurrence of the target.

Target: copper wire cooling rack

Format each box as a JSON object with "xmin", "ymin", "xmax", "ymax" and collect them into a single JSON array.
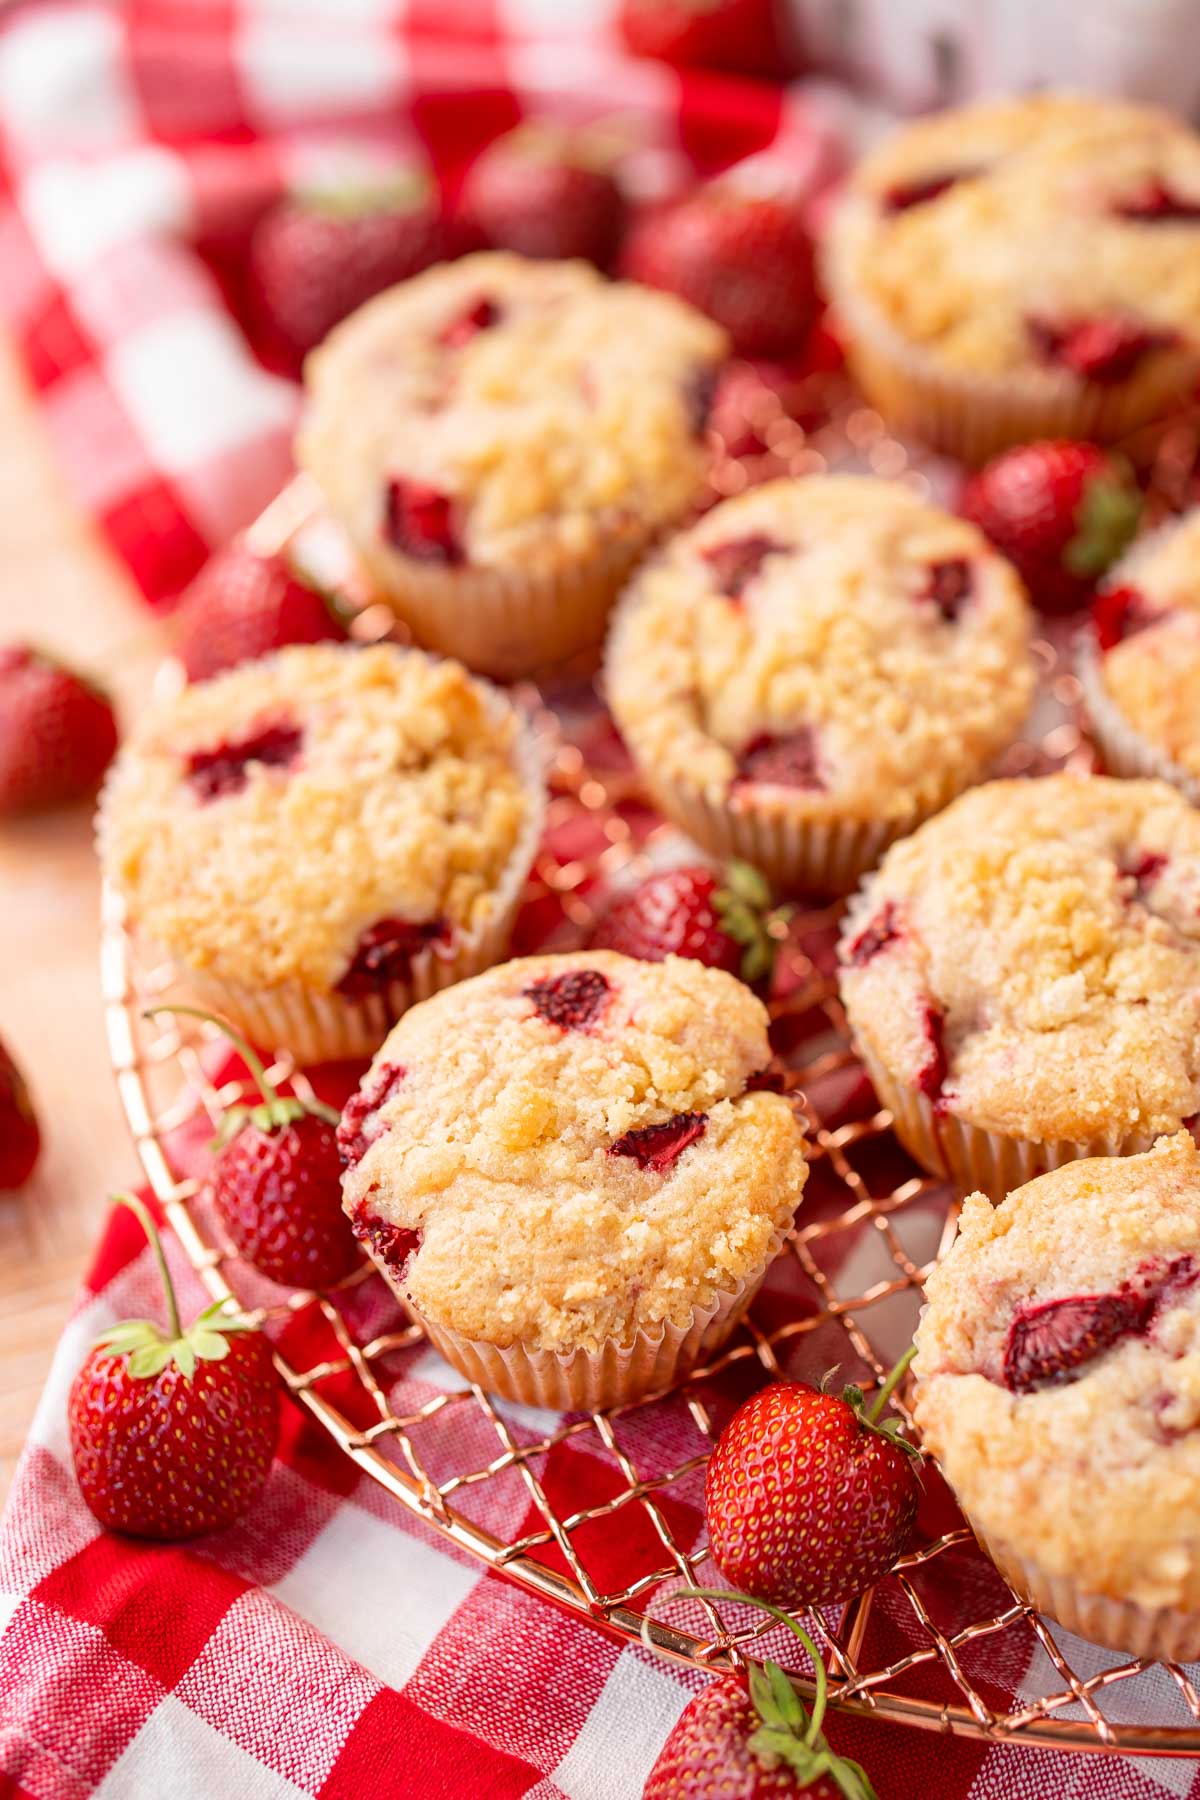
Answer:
[{"xmin": 99, "ymin": 403, "xmax": 1200, "ymax": 1758}]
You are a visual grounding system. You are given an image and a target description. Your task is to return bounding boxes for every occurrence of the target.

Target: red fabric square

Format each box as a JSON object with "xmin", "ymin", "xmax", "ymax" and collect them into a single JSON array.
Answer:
[
  {"xmin": 319, "ymin": 1687, "xmax": 542, "ymax": 1800},
  {"xmin": 100, "ymin": 476, "xmax": 211, "ymax": 605},
  {"xmin": 33, "ymin": 1534, "xmax": 248, "ymax": 1690},
  {"xmin": 20, "ymin": 289, "xmax": 93, "ymax": 390}
]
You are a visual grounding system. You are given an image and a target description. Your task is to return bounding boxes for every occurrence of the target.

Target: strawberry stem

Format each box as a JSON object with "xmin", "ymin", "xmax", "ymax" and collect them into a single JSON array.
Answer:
[
  {"xmin": 674, "ymin": 1586, "xmax": 829, "ymax": 1744},
  {"xmin": 142, "ymin": 1004, "xmax": 338, "ymax": 1126},
  {"xmin": 114, "ymin": 1191, "xmax": 181, "ymax": 1341},
  {"xmin": 866, "ymin": 1345, "xmax": 916, "ymax": 1427}
]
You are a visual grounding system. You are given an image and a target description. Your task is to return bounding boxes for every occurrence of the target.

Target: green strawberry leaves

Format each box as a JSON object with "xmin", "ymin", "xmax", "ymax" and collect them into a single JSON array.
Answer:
[
  {"xmin": 823, "ymin": 1346, "xmax": 922, "ymax": 1461},
  {"xmin": 94, "ymin": 1196, "xmax": 260, "ymax": 1384},
  {"xmin": 1064, "ymin": 466, "xmax": 1142, "ymax": 579},
  {"xmin": 713, "ymin": 859, "xmax": 793, "ymax": 986},
  {"xmin": 143, "ymin": 1004, "xmax": 339, "ymax": 1146}
]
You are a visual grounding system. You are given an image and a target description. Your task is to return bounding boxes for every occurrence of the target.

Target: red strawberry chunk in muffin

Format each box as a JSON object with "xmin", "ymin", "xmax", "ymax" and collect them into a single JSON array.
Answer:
[
  {"xmin": 1114, "ymin": 180, "xmax": 1200, "ymax": 223},
  {"xmin": 524, "ymin": 967, "xmax": 612, "ymax": 1031},
  {"xmin": 845, "ymin": 901, "xmax": 903, "ymax": 968},
  {"xmin": 383, "ymin": 478, "xmax": 463, "ymax": 565},
  {"xmin": 923, "ymin": 558, "xmax": 974, "ymax": 621},
  {"xmin": 1028, "ymin": 313, "xmax": 1178, "ymax": 383},
  {"xmin": 881, "ymin": 169, "xmax": 967, "ymax": 213},
  {"xmin": 350, "ymin": 1203, "xmax": 421, "ymax": 1280},
  {"xmin": 336, "ymin": 918, "xmax": 451, "ymax": 999},
  {"xmin": 916, "ymin": 1002, "xmax": 948, "ymax": 1103},
  {"xmin": 337, "ymin": 1062, "xmax": 407, "ymax": 1168},
  {"xmin": 438, "ymin": 296, "xmax": 501, "ymax": 348},
  {"xmin": 702, "ymin": 534, "xmax": 780, "ymax": 602},
  {"xmin": 609, "ymin": 1110, "xmax": 708, "ymax": 1172},
  {"xmin": 736, "ymin": 727, "xmax": 824, "ymax": 790},
  {"xmin": 1002, "ymin": 1254, "xmax": 1200, "ymax": 1393},
  {"xmin": 185, "ymin": 722, "xmax": 302, "ymax": 800},
  {"xmin": 1093, "ymin": 584, "xmax": 1162, "ymax": 652},
  {"xmin": 1123, "ymin": 851, "xmax": 1169, "ymax": 902}
]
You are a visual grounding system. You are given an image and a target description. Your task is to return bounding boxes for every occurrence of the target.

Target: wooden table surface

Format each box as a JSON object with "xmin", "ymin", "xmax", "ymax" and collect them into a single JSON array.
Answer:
[{"xmin": 0, "ymin": 340, "xmax": 162, "ymax": 1503}]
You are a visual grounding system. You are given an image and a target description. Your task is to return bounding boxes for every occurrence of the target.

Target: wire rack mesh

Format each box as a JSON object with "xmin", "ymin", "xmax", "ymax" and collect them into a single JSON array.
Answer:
[{"xmin": 99, "ymin": 385, "xmax": 1200, "ymax": 1758}]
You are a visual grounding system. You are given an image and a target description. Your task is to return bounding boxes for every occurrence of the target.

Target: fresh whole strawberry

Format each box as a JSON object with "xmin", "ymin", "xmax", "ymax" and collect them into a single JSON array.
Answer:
[
  {"xmin": 960, "ymin": 440, "xmax": 1143, "ymax": 614},
  {"xmin": 68, "ymin": 1193, "xmax": 279, "ymax": 1539},
  {"xmin": 0, "ymin": 1036, "xmax": 40, "ymax": 1189},
  {"xmin": 0, "ymin": 646, "xmax": 117, "ymax": 814},
  {"xmin": 623, "ymin": 188, "xmax": 817, "ymax": 359},
  {"xmin": 619, "ymin": 0, "xmax": 793, "ymax": 80},
  {"xmin": 644, "ymin": 1588, "xmax": 877, "ymax": 1798},
  {"xmin": 148, "ymin": 1006, "xmax": 360, "ymax": 1290},
  {"xmin": 460, "ymin": 124, "xmax": 626, "ymax": 269},
  {"xmin": 248, "ymin": 171, "xmax": 450, "ymax": 368},
  {"xmin": 590, "ymin": 861, "xmax": 790, "ymax": 985},
  {"xmin": 705, "ymin": 1352, "xmax": 920, "ymax": 1607},
  {"xmin": 172, "ymin": 543, "xmax": 349, "ymax": 682}
]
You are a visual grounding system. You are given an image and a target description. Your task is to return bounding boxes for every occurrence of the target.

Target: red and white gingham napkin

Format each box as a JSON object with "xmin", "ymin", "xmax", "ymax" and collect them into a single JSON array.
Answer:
[{"xmin": 2, "ymin": 6, "xmax": 1199, "ymax": 1796}]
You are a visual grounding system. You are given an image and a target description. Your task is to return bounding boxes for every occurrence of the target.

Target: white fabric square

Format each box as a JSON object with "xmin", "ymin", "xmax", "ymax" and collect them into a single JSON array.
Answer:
[
  {"xmin": 20, "ymin": 147, "xmax": 190, "ymax": 282},
  {"xmin": 552, "ymin": 1650, "xmax": 690, "ymax": 1800},
  {"xmin": 94, "ymin": 1694, "xmax": 309, "ymax": 1800},
  {"xmin": 0, "ymin": 7, "xmax": 137, "ymax": 154},
  {"xmin": 237, "ymin": 20, "xmax": 407, "ymax": 124},
  {"xmin": 105, "ymin": 311, "xmax": 295, "ymax": 475},
  {"xmin": 270, "ymin": 1502, "xmax": 478, "ymax": 1690}
]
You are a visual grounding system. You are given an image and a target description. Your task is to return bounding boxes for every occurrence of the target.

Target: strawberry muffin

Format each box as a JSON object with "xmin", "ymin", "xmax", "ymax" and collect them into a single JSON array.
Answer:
[
  {"xmin": 839, "ymin": 775, "xmax": 1200, "ymax": 1198},
  {"xmin": 98, "ymin": 644, "xmax": 545, "ymax": 1062},
  {"xmin": 604, "ymin": 475, "xmax": 1033, "ymax": 895},
  {"xmin": 914, "ymin": 1133, "xmax": 1200, "ymax": 1658},
  {"xmin": 296, "ymin": 252, "xmax": 727, "ymax": 680},
  {"xmin": 824, "ymin": 94, "xmax": 1200, "ymax": 462},
  {"xmin": 339, "ymin": 950, "xmax": 808, "ymax": 1408},
  {"xmin": 1080, "ymin": 505, "xmax": 1200, "ymax": 804}
]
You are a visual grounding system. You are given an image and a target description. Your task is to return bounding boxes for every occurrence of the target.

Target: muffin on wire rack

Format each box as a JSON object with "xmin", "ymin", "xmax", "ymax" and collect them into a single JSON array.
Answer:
[
  {"xmin": 338, "ymin": 949, "xmax": 809, "ymax": 1410},
  {"xmin": 98, "ymin": 643, "xmax": 545, "ymax": 1063},
  {"xmin": 823, "ymin": 94, "xmax": 1200, "ymax": 463},
  {"xmin": 604, "ymin": 474, "xmax": 1034, "ymax": 897},
  {"xmin": 839, "ymin": 774, "xmax": 1200, "ymax": 1199},
  {"xmin": 1080, "ymin": 504, "xmax": 1200, "ymax": 804},
  {"xmin": 915, "ymin": 1133, "xmax": 1200, "ymax": 1661},
  {"xmin": 296, "ymin": 251, "xmax": 727, "ymax": 680}
]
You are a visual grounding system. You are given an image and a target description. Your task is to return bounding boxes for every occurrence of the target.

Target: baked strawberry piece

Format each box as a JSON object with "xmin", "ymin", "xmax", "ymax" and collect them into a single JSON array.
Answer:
[
  {"xmin": 623, "ymin": 187, "xmax": 817, "ymax": 359},
  {"xmin": 914, "ymin": 1134, "xmax": 1200, "ymax": 1658},
  {"xmin": 0, "ymin": 646, "xmax": 117, "ymax": 813},
  {"xmin": 69, "ymin": 1193, "xmax": 278, "ymax": 1539},
  {"xmin": 247, "ymin": 171, "xmax": 449, "ymax": 369},
  {"xmin": 460, "ymin": 124, "xmax": 625, "ymax": 269},
  {"xmin": 173, "ymin": 544, "xmax": 348, "ymax": 681}
]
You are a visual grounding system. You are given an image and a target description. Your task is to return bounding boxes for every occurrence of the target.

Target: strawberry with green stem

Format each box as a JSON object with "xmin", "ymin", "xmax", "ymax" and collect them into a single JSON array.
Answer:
[
  {"xmin": 591, "ymin": 860, "xmax": 792, "ymax": 986},
  {"xmin": 643, "ymin": 1587, "xmax": 877, "ymax": 1798},
  {"xmin": 145, "ymin": 1005, "xmax": 359, "ymax": 1291},
  {"xmin": 68, "ymin": 1193, "xmax": 279, "ymax": 1539}
]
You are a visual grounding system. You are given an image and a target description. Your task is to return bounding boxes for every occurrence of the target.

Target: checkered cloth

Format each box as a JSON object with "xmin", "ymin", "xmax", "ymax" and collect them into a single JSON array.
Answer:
[{"xmin": 3, "ymin": 4, "xmax": 1200, "ymax": 1797}]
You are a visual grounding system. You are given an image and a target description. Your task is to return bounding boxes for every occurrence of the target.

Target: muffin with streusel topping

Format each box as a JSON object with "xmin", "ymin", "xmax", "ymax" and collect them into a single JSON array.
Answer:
[
  {"xmin": 1080, "ymin": 505, "xmax": 1200, "ymax": 803},
  {"xmin": 823, "ymin": 94, "xmax": 1200, "ymax": 462},
  {"xmin": 604, "ymin": 475, "xmax": 1033, "ymax": 895},
  {"xmin": 839, "ymin": 774, "xmax": 1200, "ymax": 1198},
  {"xmin": 339, "ymin": 949, "xmax": 808, "ymax": 1408},
  {"xmin": 98, "ymin": 643, "xmax": 545, "ymax": 1062},
  {"xmin": 914, "ymin": 1133, "xmax": 1200, "ymax": 1658},
  {"xmin": 297, "ymin": 252, "xmax": 727, "ymax": 680}
]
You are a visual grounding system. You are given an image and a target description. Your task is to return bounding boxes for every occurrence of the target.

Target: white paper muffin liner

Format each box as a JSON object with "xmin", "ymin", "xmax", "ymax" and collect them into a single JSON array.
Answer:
[
  {"xmin": 99, "ymin": 681, "xmax": 548, "ymax": 1065},
  {"xmin": 852, "ymin": 1038, "xmax": 1157, "ymax": 1202},
  {"xmin": 821, "ymin": 197, "xmax": 1200, "ymax": 466},
  {"xmin": 624, "ymin": 753, "xmax": 977, "ymax": 899},
  {"xmin": 369, "ymin": 1227, "xmax": 786, "ymax": 1412},
  {"xmin": 355, "ymin": 527, "xmax": 658, "ymax": 683},
  {"xmin": 1077, "ymin": 522, "xmax": 1200, "ymax": 805},
  {"xmin": 971, "ymin": 1523, "xmax": 1200, "ymax": 1663}
]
